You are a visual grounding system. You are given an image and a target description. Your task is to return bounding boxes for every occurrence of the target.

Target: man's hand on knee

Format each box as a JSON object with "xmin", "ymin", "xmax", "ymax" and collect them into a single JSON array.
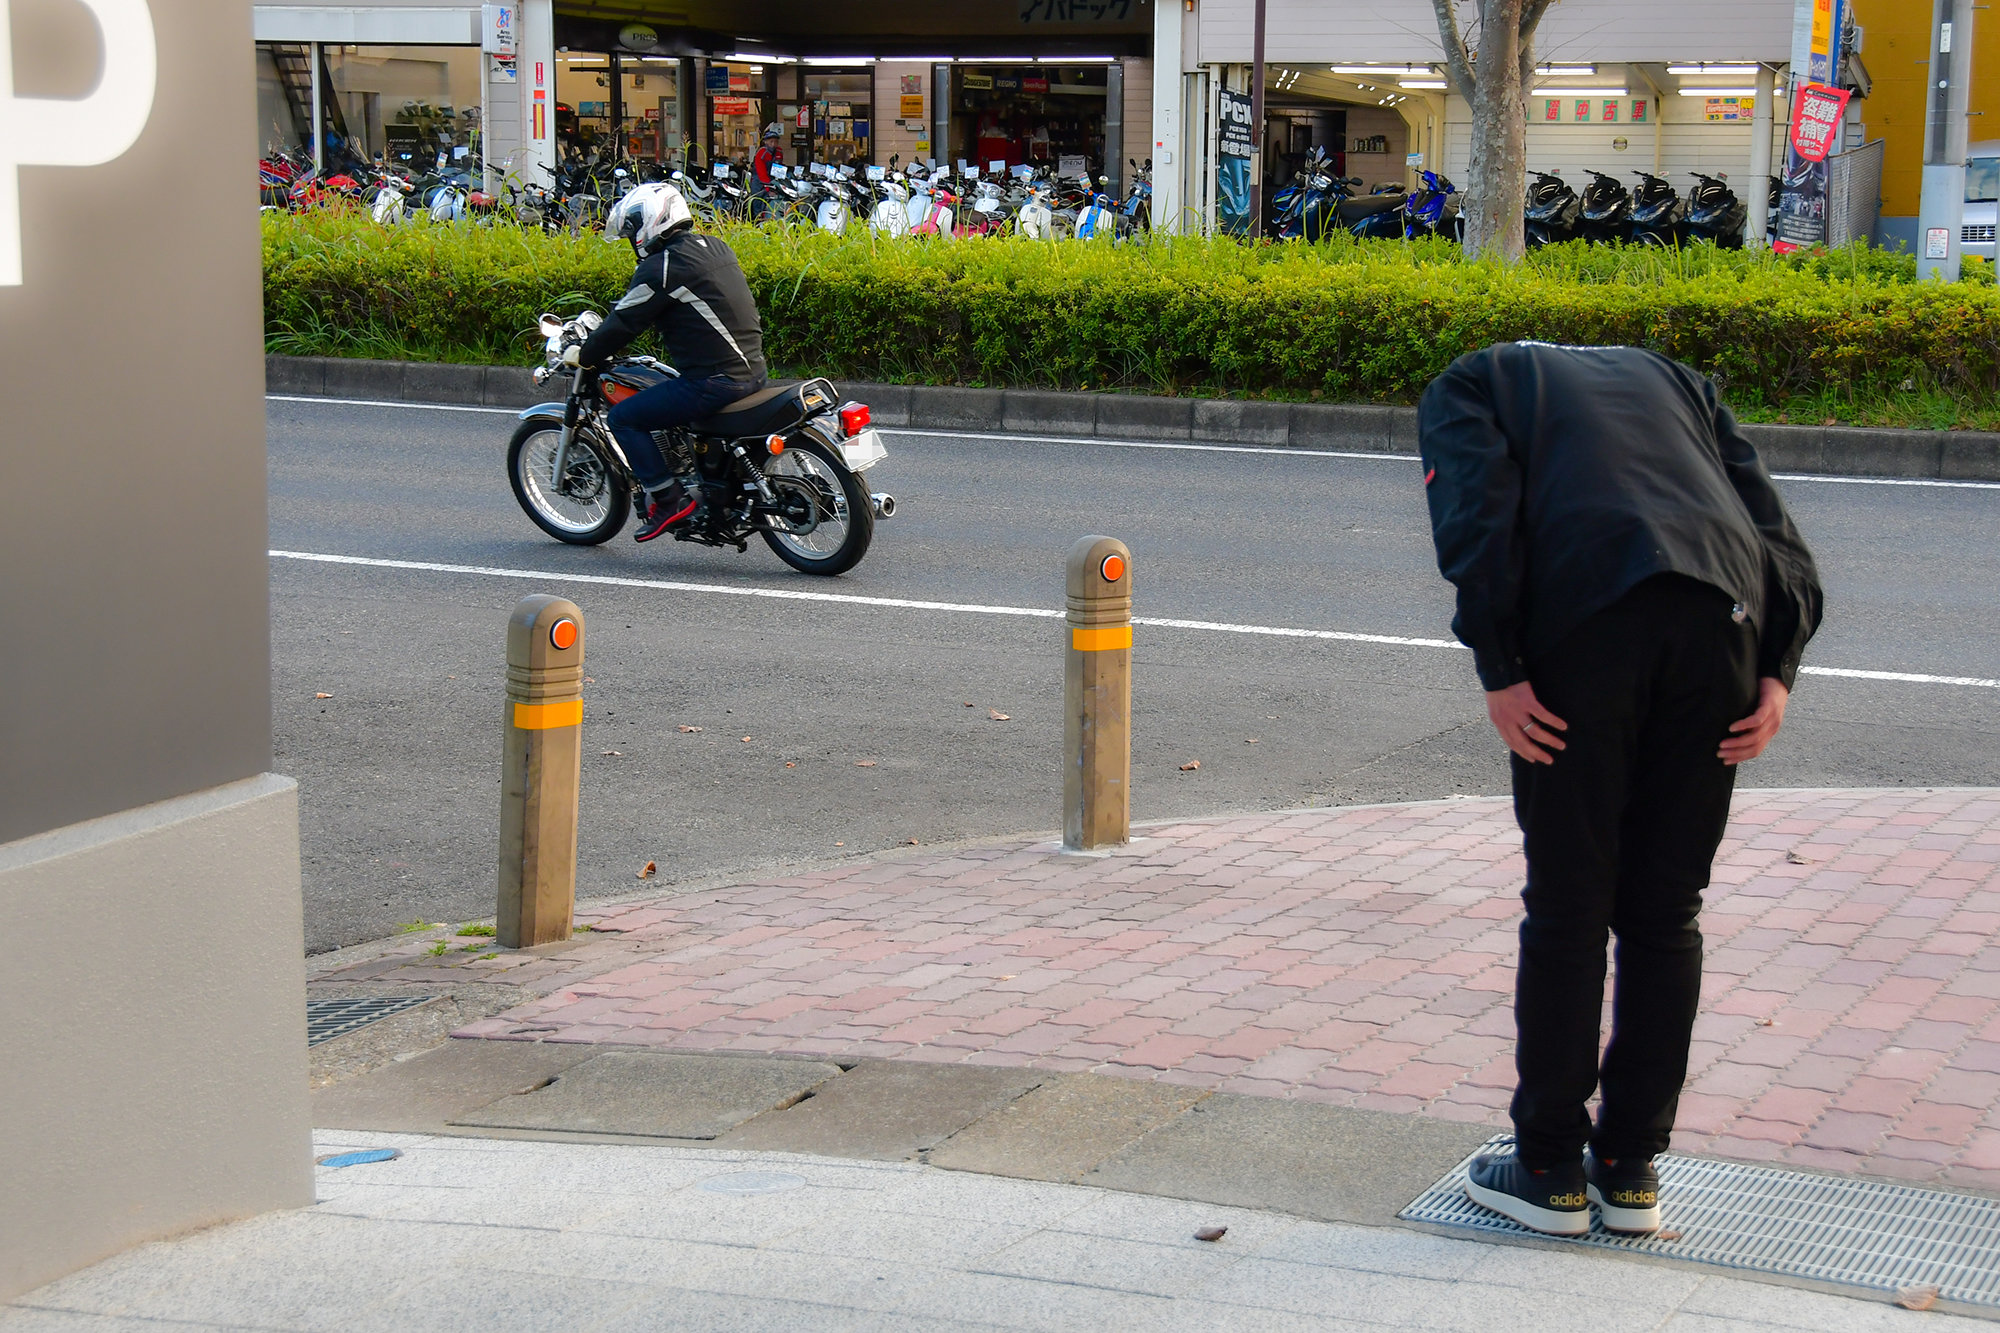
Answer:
[
  {"xmin": 1487, "ymin": 681, "xmax": 1568, "ymax": 764},
  {"xmin": 1719, "ymin": 677, "xmax": 1789, "ymax": 766}
]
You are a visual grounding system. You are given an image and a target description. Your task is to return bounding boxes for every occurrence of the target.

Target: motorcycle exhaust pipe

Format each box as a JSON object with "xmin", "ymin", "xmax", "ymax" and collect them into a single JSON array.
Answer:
[{"xmin": 871, "ymin": 492, "xmax": 897, "ymax": 519}]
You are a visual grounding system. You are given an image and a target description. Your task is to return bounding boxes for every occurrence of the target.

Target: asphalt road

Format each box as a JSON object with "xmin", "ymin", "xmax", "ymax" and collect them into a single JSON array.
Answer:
[{"xmin": 269, "ymin": 397, "xmax": 2000, "ymax": 952}]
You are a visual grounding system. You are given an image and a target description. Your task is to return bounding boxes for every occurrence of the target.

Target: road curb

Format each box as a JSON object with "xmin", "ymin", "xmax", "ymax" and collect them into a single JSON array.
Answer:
[{"xmin": 265, "ymin": 355, "xmax": 2000, "ymax": 481}]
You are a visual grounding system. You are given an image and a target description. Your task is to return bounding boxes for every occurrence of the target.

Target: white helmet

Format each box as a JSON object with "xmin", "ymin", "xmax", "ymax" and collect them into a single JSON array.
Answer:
[{"xmin": 603, "ymin": 181, "xmax": 693, "ymax": 255}]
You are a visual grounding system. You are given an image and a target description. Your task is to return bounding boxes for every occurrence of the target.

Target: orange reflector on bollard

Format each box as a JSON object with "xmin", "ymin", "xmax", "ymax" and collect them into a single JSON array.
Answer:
[
  {"xmin": 766, "ymin": 433, "xmax": 786, "ymax": 456},
  {"xmin": 513, "ymin": 699, "xmax": 584, "ymax": 730},
  {"xmin": 549, "ymin": 618, "xmax": 578, "ymax": 650},
  {"xmin": 1072, "ymin": 625, "xmax": 1132, "ymax": 652},
  {"xmin": 1100, "ymin": 553, "xmax": 1126, "ymax": 583}
]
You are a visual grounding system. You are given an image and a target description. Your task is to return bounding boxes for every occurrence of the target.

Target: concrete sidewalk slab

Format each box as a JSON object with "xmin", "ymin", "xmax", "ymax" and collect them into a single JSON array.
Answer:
[
  {"xmin": 314, "ymin": 1038, "xmax": 597, "ymax": 1132},
  {"xmin": 449, "ymin": 1052, "xmax": 840, "ymax": 1139},
  {"xmin": 7, "ymin": 1132, "xmax": 1988, "ymax": 1331},
  {"xmin": 319, "ymin": 788, "xmax": 2000, "ymax": 1194},
  {"xmin": 926, "ymin": 1075, "xmax": 1211, "ymax": 1182},
  {"xmin": 721, "ymin": 1060, "xmax": 1045, "ymax": 1160}
]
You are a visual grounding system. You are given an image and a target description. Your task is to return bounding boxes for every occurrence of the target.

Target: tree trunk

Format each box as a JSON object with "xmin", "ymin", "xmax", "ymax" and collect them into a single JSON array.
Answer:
[{"xmin": 1432, "ymin": 0, "xmax": 1554, "ymax": 264}]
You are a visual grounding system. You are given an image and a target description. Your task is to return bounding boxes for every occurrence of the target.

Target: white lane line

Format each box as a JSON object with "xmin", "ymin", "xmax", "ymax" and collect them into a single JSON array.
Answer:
[
  {"xmin": 269, "ymin": 549, "xmax": 2000, "ymax": 689},
  {"xmin": 265, "ymin": 394, "xmax": 2000, "ymax": 490}
]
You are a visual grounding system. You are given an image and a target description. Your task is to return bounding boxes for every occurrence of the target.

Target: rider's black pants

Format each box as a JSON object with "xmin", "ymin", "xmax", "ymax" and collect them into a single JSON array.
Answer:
[
  {"xmin": 606, "ymin": 374, "xmax": 761, "ymax": 490},
  {"xmin": 1507, "ymin": 574, "xmax": 1758, "ymax": 1169}
]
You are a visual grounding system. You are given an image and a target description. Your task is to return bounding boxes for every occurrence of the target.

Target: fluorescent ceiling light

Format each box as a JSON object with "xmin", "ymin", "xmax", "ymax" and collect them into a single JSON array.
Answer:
[
  {"xmin": 1042, "ymin": 55, "xmax": 1119, "ymax": 62},
  {"xmin": 1677, "ymin": 86, "xmax": 1759, "ymax": 96},
  {"xmin": 1533, "ymin": 86, "xmax": 1628, "ymax": 96},
  {"xmin": 974, "ymin": 58, "xmax": 1037, "ymax": 64},
  {"xmin": 1668, "ymin": 64, "xmax": 1759, "ymax": 76},
  {"xmin": 1400, "ymin": 80, "xmax": 1447, "ymax": 89},
  {"xmin": 803, "ymin": 57, "xmax": 874, "ymax": 65},
  {"xmin": 725, "ymin": 52, "xmax": 792, "ymax": 63},
  {"xmin": 1333, "ymin": 65, "xmax": 1430, "ymax": 76},
  {"xmin": 1535, "ymin": 66, "xmax": 1596, "ymax": 77}
]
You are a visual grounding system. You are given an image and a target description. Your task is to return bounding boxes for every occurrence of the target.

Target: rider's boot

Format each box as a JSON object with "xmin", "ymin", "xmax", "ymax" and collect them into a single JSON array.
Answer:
[{"xmin": 634, "ymin": 478, "xmax": 699, "ymax": 542}]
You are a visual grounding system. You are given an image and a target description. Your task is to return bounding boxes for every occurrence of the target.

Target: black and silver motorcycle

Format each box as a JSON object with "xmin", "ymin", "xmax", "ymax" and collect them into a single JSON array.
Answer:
[
  {"xmin": 1686, "ymin": 173, "xmax": 1748, "ymax": 248},
  {"xmin": 1525, "ymin": 170, "xmax": 1581, "ymax": 248},
  {"xmin": 1577, "ymin": 171, "xmax": 1633, "ymax": 245},
  {"xmin": 507, "ymin": 312, "xmax": 894, "ymax": 575},
  {"xmin": 1628, "ymin": 172, "xmax": 1686, "ymax": 247}
]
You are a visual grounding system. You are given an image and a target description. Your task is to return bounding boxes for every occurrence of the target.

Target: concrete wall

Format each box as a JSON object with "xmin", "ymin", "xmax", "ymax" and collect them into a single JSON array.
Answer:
[
  {"xmin": 0, "ymin": 779, "xmax": 311, "ymax": 1300},
  {"xmin": 0, "ymin": 0, "xmax": 310, "ymax": 1300}
]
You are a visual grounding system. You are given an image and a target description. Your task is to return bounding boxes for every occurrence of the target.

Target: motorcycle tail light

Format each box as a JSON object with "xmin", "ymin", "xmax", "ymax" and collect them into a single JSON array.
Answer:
[
  {"xmin": 839, "ymin": 403, "xmax": 871, "ymax": 436},
  {"xmin": 603, "ymin": 382, "xmax": 639, "ymax": 404}
]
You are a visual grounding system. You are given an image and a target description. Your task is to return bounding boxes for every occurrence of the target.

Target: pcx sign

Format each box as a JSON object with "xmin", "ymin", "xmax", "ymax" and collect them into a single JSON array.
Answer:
[{"xmin": 0, "ymin": 0, "xmax": 156, "ymax": 285}]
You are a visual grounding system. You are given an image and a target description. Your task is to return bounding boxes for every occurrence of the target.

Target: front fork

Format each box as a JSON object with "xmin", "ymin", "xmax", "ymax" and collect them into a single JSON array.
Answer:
[{"xmin": 550, "ymin": 368, "xmax": 589, "ymax": 491}]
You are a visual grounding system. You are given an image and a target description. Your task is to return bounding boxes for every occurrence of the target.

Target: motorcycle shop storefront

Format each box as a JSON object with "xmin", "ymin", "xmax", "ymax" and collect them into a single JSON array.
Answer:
[{"xmin": 946, "ymin": 64, "xmax": 1112, "ymax": 175}]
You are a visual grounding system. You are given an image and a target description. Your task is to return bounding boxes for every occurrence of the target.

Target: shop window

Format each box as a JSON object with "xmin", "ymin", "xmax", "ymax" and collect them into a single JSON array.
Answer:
[
  {"xmin": 952, "ymin": 64, "xmax": 1106, "ymax": 174},
  {"xmin": 803, "ymin": 71, "xmax": 873, "ymax": 166}
]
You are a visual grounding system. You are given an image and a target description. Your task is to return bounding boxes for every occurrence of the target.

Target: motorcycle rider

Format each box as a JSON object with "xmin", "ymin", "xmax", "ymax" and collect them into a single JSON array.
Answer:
[
  {"xmin": 751, "ymin": 124, "xmax": 785, "ymax": 219},
  {"xmin": 565, "ymin": 180, "xmax": 768, "ymax": 541}
]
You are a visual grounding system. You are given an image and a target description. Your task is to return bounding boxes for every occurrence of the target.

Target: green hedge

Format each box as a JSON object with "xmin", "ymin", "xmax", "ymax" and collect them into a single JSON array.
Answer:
[{"xmin": 263, "ymin": 213, "xmax": 2000, "ymax": 426}]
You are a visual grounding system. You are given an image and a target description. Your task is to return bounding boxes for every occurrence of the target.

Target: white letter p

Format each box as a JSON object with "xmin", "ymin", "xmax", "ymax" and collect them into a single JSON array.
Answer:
[{"xmin": 0, "ymin": 0, "xmax": 157, "ymax": 286}]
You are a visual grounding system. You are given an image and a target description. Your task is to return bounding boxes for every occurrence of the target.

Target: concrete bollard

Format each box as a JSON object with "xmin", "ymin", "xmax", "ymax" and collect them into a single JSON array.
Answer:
[
  {"xmin": 1064, "ymin": 536, "xmax": 1132, "ymax": 852},
  {"xmin": 498, "ymin": 595, "xmax": 585, "ymax": 948}
]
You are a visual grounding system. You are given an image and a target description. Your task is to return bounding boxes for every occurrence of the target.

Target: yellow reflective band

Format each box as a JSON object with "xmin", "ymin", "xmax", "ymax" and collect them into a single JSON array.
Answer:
[
  {"xmin": 513, "ymin": 699, "xmax": 584, "ymax": 730},
  {"xmin": 1071, "ymin": 625, "xmax": 1133, "ymax": 652}
]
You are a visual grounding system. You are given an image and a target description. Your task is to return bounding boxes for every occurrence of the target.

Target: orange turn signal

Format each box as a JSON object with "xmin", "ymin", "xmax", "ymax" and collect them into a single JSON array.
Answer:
[
  {"xmin": 766, "ymin": 433, "xmax": 786, "ymax": 456},
  {"xmin": 1099, "ymin": 553, "xmax": 1125, "ymax": 583},
  {"xmin": 549, "ymin": 618, "xmax": 578, "ymax": 651}
]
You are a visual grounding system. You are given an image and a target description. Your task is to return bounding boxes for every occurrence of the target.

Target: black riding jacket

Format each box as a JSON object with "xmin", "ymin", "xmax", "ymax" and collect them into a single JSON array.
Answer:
[
  {"xmin": 577, "ymin": 229, "xmax": 767, "ymax": 383},
  {"xmin": 1418, "ymin": 342, "xmax": 1823, "ymax": 692}
]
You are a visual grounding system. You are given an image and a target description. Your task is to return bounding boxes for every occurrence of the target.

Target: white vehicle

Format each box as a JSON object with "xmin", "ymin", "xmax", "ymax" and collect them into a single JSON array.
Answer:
[{"xmin": 1963, "ymin": 142, "xmax": 1998, "ymax": 264}]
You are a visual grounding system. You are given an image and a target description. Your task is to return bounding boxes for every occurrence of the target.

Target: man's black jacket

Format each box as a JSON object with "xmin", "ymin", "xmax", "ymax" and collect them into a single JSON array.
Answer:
[
  {"xmin": 578, "ymin": 229, "xmax": 767, "ymax": 383},
  {"xmin": 1417, "ymin": 342, "xmax": 1823, "ymax": 692}
]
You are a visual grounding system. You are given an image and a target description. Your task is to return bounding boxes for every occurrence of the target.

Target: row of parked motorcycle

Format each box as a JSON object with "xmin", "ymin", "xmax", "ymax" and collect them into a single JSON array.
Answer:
[
  {"xmin": 670, "ymin": 155, "xmax": 1154, "ymax": 241},
  {"xmin": 1268, "ymin": 146, "xmax": 1768, "ymax": 249}
]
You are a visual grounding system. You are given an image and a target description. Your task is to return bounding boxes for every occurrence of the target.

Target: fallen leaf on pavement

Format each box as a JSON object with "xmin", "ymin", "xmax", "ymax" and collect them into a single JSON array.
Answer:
[
  {"xmin": 679, "ymin": 725, "xmax": 702, "ymax": 733},
  {"xmin": 584, "ymin": 677, "xmax": 595, "ymax": 684},
  {"xmin": 1193, "ymin": 1227, "xmax": 1228, "ymax": 1242},
  {"xmin": 784, "ymin": 761, "xmax": 796, "ymax": 768},
  {"xmin": 637, "ymin": 861, "xmax": 656, "ymax": 879},
  {"xmin": 906, "ymin": 838, "xmax": 920, "ymax": 845},
  {"xmin": 1180, "ymin": 760, "xmax": 1201, "ymax": 771},
  {"xmin": 1755, "ymin": 1018, "xmax": 1774, "ymax": 1027},
  {"xmin": 1787, "ymin": 851, "xmax": 1811, "ymax": 865},
  {"xmin": 1246, "ymin": 738, "xmax": 1259, "ymax": 744},
  {"xmin": 835, "ymin": 841, "xmax": 844, "ymax": 846},
  {"xmin": 964, "ymin": 701, "xmax": 975, "ymax": 708},
  {"xmin": 1656, "ymin": 1228, "xmax": 1683, "ymax": 1242},
  {"xmin": 855, "ymin": 760, "xmax": 877, "ymax": 767},
  {"xmin": 989, "ymin": 709, "xmax": 1010, "ymax": 721},
  {"xmin": 741, "ymin": 736, "xmax": 752, "ymax": 743},
  {"xmin": 602, "ymin": 750, "xmax": 622, "ymax": 756},
  {"xmin": 1896, "ymin": 1285, "xmax": 1939, "ymax": 1311},
  {"xmin": 315, "ymin": 692, "xmax": 333, "ymax": 699}
]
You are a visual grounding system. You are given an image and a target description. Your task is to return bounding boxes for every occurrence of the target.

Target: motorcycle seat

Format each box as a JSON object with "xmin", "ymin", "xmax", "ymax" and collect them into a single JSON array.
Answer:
[
  {"xmin": 1335, "ymin": 194, "xmax": 1403, "ymax": 222},
  {"xmin": 690, "ymin": 377, "xmax": 839, "ymax": 438}
]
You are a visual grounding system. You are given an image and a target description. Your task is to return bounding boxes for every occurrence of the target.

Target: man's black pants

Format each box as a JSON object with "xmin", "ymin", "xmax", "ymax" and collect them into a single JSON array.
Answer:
[{"xmin": 1509, "ymin": 574, "xmax": 1758, "ymax": 1168}]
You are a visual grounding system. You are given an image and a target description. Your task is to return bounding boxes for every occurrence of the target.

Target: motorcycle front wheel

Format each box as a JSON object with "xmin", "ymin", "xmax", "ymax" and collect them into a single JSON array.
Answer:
[
  {"xmin": 761, "ymin": 438, "xmax": 874, "ymax": 576},
  {"xmin": 508, "ymin": 417, "xmax": 631, "ymax": 545}
]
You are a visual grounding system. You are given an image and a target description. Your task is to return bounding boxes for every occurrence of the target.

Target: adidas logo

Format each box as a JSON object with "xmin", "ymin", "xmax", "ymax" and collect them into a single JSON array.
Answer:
[
  {"xmin": 1548, "ymin": 1191, "xmax": 1587, "ymax": 1207},
  {"xmin": 1608, "ymin": 1187, "xmax": 1657, "ymax": 1205}
]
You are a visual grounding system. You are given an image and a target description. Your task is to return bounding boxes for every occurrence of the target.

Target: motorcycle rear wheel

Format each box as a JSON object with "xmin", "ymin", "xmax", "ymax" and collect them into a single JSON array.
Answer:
[
  {"xmin": 760, "ymin": 439, "xmax": 874, "ymax": 576},
  {"xmin": 508, "ymin": 418, "xmax": 631, "ymax": 545}
]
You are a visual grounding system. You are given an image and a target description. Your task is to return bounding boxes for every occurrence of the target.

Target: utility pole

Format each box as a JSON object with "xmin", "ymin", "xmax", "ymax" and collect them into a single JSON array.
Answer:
[
  {"xmin": 1747, "ymin": 62, "xmax": 1776, "ymax": 246},
  {"xmin": 1916, "ymin": 0, "xmax": 1974, "ymax": 281},
  {"xmin": 1248, "ymin": 0, "xmax": 1266, "ymax": 238}
]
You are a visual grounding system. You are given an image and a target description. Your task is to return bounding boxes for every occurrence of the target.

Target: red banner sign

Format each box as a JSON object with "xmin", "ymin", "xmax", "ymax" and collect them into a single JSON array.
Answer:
[
  {"xmin": 1788, "ymin": 83, "xmax": 1850, "ymax": 163},
  {"xmin": 711, "ymin": 97, "xmax": 753, "ymax": 115}
]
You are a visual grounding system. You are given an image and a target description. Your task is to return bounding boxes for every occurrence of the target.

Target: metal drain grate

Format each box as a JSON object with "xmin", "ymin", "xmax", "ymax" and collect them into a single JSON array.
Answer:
[
  {"xmin": 306, "ymin": 996, "xmax": 435, "ymax": 1046},
  {"xmin": 1403, "ymin": 1135, "xmax": 2000, "ymax": 1308}
]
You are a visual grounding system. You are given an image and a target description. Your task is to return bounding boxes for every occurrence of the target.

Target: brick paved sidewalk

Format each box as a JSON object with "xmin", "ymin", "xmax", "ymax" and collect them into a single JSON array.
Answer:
[{"xmin": 326, "ymin": 789, "xmax": 2000, "ymax": 1193}]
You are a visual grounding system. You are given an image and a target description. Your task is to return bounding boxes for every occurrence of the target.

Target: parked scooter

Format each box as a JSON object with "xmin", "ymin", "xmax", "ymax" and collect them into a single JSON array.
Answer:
[
  {"xmin": 1524, "ymin": 170, "xmax": 1581, "ymax": 248},
  {"xmin": 1341, "ymin": 182, "xmax": 1409, "ymax": 240},
  {"xmin": 1405, "ymin": 171, "xmax": 1462, "ymax": 240},
  {"xmin": 1685, "ymin": 172, "xmax": 1747, "ymax": 248},
  {"xmin": 1627, "ymin": 172, "xmax": 1685, "ymax": 246},
  {"xmin": 866, "ymin": 160, "xmax": 911, "ymax": 236},
  {"xmin": 1577, "ymin": 171, "xmax": 1633, "ymax": 244}
]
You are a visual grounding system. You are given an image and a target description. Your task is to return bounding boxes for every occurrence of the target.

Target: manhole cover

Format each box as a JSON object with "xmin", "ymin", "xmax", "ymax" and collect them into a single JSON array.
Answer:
[
  {"xmin": 1404, "ymin": 1134, "xmax": 2000, "ymax": 1309},
  {"xmin": 700, "ymin": 1171, "xmax": 808, "ymax": 1196},
  {"xmin": 306, "ymin": 996, "xmax": 434, "ymax": 1046}
]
